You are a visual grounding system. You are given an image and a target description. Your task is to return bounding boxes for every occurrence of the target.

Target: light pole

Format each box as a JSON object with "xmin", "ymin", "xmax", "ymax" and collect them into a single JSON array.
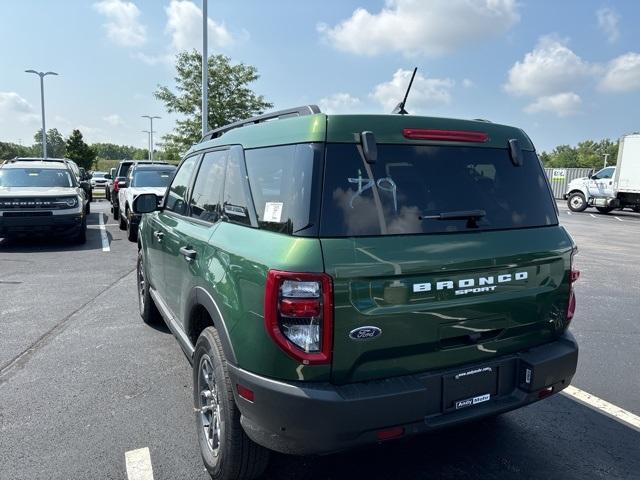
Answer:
[
  {"xmin": 202, "ymin": 0, "xmax": 209, "ymax": 137},
  {"xmin": 25, "ymin": 69, "xmax": 58, "ymax": 158},
  {"xmin": 141, "ymin": 115, "xmax": 160, "ymax": 161},
  {"xmin": 603, "ymin": 153, "xmax": 610, "ymax": 168},
  {"xmin": 142, "ymin": 130, "xmax": 151, "ymax": 159}
]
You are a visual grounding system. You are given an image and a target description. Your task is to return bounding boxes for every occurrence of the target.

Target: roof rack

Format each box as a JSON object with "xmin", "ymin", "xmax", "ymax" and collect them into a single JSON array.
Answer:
[
  {"xmin": 6, "ymin": 157, "xmax": 68, "ymax": 163},
  {"xmin": 201, "ymin": 105, "xmax": 321, "ymax": 142}
]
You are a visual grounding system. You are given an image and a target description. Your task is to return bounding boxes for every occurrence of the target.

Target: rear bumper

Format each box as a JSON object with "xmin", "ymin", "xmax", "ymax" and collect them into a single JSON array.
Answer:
[
  {"xmin": 229, "ymin": 331, "xmax": 578, "ymax": 455},
  {"xmin": 0, "ymin": 211, "xmax": 84, "ymax": 237}
]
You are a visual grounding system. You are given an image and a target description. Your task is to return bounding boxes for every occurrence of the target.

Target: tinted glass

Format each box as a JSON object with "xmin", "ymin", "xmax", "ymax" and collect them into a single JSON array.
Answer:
[
  {"xmin": 320, "ymin": 144, "xmax": 557, "ymax": 236},
  {"xmin": 189, "ymin": 150, "xmax": 227, "ymax": 223},
  {"xmin": 132, "ymin": 169, "xmax": 175, "ymax": 187},
  {"xmin": 245, "ymin": 144, "xmax": 320, "ymax": 235},
  {"xmin": 222, "ymin": 151, "xmax": 251, "ymax": 226},
  {"xmin": 594, "ymin": 167, "xmax": 614, "ymax": 179},
  {"xmin": 165, "ymin": 156, "xmax": 199, "ymax": 215},
  {"xmin": 0, "ymin": 168, "xmax": 74, "ymax": 188},
  {"xmin": 117, "ymin": 162, "xmax": 133, "ymax": 178}
]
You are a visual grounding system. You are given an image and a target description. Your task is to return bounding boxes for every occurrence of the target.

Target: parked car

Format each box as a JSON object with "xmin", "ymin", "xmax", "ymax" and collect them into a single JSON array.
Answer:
[
  {"xmin": 90, "ymin": 171, "xmax": 108, "ymax": 190},
  {"xmin": 0, "ymin": 158, "xmax": 88, "ymax": 243},
  {"xmin": 118, "ymin": 163, "xmax": 176, "ymax": 241},
  {"xmin": 133, "ymin": 106, "xmax": 579, "ymax": 480},
  {"xmin": 105, "ymin": 167, "xmax": 116, "ymax": 201},
  {"xmin": 111, "ymin": 160, "xmax": 169, "ymax": 220}
]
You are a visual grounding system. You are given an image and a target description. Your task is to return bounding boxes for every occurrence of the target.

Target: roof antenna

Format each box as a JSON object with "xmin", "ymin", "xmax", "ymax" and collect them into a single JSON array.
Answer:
[{"xmin": 391, "ymin": 67, "xmax": 417, "ymax": 115}]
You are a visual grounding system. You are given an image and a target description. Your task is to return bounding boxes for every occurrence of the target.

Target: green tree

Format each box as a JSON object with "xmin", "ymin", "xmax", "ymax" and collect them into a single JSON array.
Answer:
[
  {"xmin": 33, "ymin": 128, "xmax": 66, "ymax": 158},
  {"xmin": 0, "ymin": 141, "xmax": 32, "ymax": 160},
  {"xmin": 155, "ymin": 50, "xmax": 272, "ymax": 155},
  {"xmin": 65, "ymin": 129, "xmax": 96, "ymax": 169},
  {"xmin": 540, "ymin": 138, "xmax": 619, "ymax": 169}
]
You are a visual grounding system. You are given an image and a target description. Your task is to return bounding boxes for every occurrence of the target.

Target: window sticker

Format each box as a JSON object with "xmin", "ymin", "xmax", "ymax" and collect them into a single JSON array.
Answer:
[{"xmin": 263, "ymin": 202, "xmax": 283, "ymax": 222}]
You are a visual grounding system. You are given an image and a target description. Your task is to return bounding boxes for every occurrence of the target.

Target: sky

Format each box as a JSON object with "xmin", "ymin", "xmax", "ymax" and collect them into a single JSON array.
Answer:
[{"xmin": 1, "ymin": 0, "xmax": 640, "ymax": 153}]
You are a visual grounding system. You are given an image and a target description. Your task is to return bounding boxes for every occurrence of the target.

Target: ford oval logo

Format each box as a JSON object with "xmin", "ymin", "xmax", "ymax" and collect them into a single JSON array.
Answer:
[{"xmin": 349, "ymin": 326, "xmax": 382, "ymax": 341}]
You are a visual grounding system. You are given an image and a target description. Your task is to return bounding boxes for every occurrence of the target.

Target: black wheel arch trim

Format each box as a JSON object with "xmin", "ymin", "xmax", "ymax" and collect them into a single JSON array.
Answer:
[{"xmin": 184, "ymin": 286, "xmax": 238, "ymax": 365}]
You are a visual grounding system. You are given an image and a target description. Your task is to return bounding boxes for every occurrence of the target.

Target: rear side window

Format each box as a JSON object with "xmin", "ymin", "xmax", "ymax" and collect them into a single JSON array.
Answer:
[
  {"xmin": 320, "ymin": 144, "xmax": 557, "ymax": 236},
  {"xmin": 245, "ymin": 144, "xmax": 322, "ymax": 235},
  {"xmin": 165, "ymin": 156, "xmax": 199, "ymax": 215},
  {"xmin": 132, "ymin": 169, "xmax": 175, "ymax": 187},
  {"xmin": 190, "ymin": 150, "xmax": 227, "ymax": 223}
]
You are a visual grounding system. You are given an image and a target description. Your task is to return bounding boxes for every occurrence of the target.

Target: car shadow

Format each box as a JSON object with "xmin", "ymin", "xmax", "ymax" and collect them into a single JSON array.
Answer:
[
  {"xmin": 262, "ymin": 394, "xmax": 640, "ymax": 480},
  {"xmin": 0, "ymin": 211, "xmax": 108, "ymax": 253}
]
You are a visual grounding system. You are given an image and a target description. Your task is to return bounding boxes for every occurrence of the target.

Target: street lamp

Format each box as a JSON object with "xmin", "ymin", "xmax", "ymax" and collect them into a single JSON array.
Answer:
[
  {"xmin": 142, "ymin": 130, "xmax": 151, "ymax": 159},
  {"xmin": 202, "ymin": 0, "xmax": 209, "ymax": 137},
  {"xmin": 25, "ymin": 69, "xmax": 58, "ymax": 158},
  {"xmin": 141, "ymin": 115, "xmax": 161, "ymax": 161}
]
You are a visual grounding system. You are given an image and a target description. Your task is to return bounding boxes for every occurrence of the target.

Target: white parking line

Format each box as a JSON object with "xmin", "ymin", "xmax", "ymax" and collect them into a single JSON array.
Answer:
[
  {"xmin": 98, "ymin": 214, "xmax": 110, "ymax": 252},
  {"xmin": 125, "ymin": 447, "xmax": 155, "ymax": 480},
  {"xmin": 614, "ymin": 216, "xmax": 623, "ymax": 222},
  {"xmin": 562, "ymin": 385, "xmax": 640, "ymax": 432}
]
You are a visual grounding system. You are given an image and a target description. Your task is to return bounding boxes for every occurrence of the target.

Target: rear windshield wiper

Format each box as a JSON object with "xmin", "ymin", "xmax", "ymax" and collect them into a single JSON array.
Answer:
[{"xmin": 420, "ymin": 209, "xmax": 486, "ymax": 228}]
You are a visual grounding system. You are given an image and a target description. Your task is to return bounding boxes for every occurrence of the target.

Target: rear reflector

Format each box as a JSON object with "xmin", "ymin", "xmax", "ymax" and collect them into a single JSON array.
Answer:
[
  {"xmin": 237, "ymin": 384, "xmax": 254, "ymax": 402},
  {"xmin": 570, "ymin": 269, "xmax": 580, "ymax": 283},
  {"xmin": 403, "ymin": 128, "xmax": 489, "ymax": 143},
  {"xmin": 376, "ymin": 426, "xmax": 405, "ymax": 441}
]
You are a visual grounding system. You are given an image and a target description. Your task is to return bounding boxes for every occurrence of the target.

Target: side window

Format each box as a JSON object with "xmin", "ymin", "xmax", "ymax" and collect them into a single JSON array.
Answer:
[
  {"xmin": 597, "ymin": 167, "xmax": 614, "ymax": 179},
  {"xmin": 165, "ymin": 155, "xmax": 199, "ymax": 215},
  {"xmin": 190, "ymin": 150, "xmax": 227, "ymax": 223},
  {"xmin": 222, "ymin": 150, "xmax": 252, "ymax": 226}
]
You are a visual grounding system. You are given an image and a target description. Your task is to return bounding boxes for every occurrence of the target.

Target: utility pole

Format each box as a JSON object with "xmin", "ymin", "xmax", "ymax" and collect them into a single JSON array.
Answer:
[
  {"xmin": 603, "ymin": 153, "xmax": 610, "ymax": 168},
  {"xmin": 202, "ymin": 0, "xmax": 209, "ymax": 137},
  {"xmin": 141, "ymin": 115, "xmax": 160, "ymax": 161},
  {"xmin": 142, "ymin": 130, "xmax": 151, "ymax": 159},
  {"xmin": 25, "ymin": 69, "xmax": 58, "ymax": 158}
]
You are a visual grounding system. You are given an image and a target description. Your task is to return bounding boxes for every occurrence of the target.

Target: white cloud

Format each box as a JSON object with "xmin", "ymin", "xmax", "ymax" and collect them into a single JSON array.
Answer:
[
  {"xmin": 597, "ymin": 7, "xmax": 620, "ymax": 44},
  {"xmin": 318, "ymin": 93, "xmax": 361, "ymax": 114},
  {"xmin": 318, "ymin": 0, "xmax": 520, "ymax": 57},
  {"xmin": 103, "ymin": 114, "xmax": 125, "ymax": 127},
  {"xmin": 599, "ymin": 52, "xmax": 640, "ymax": 92},
  {"xmin": 94, "ymin": 0, "xmax": 147, "ymax": 47},
  {"xmin": 371, "ymin": 69, "xmax": 454, "ymax": 112},
  {"xmin": 505, "ymin": 36, "xmax": 594, "ymax": 97},
  {"xmin": 166, "ymin": 0, "xmax": 233, "ymax": 52},
  {"xmin": 524, "ymin": 92, "xmax": 582, "ymax": 117},
  {"xmin": 0, "ymin": 92, "xmax": 39, "ymax": 124}
]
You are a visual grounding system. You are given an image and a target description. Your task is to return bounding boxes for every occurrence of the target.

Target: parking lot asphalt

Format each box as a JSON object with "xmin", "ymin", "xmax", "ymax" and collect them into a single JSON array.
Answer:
[{"xmin": 1, "ymin": 200, "xmax": 638, "ymax": 480}]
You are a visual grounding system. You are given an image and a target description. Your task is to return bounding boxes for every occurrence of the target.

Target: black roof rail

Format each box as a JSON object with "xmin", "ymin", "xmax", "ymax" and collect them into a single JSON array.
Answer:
[{"xmin": 201, "ymin": 105, "xmax": 321, "ymax": 142}]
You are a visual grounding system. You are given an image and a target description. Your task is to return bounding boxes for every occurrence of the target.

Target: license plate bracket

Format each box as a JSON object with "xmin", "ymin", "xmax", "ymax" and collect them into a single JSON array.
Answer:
[{"xmin": 442, "ymin": 365, "xmax": 498, "ymax": 412}]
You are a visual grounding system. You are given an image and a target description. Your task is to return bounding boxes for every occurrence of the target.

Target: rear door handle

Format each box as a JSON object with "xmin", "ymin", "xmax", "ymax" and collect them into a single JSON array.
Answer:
[
  {"xmin": 154, "ymin": 231, "xmax": 164, "ymax": 241},
  {"xmin": 180, "ymin": 246, "xmax": 197, "ymax": 261}
]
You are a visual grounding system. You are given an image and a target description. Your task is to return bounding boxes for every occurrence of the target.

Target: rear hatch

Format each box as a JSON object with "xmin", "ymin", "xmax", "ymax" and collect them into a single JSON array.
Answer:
[{"xmin": 319, "ymin": 131, "xmax": 573, "ymax": 384}]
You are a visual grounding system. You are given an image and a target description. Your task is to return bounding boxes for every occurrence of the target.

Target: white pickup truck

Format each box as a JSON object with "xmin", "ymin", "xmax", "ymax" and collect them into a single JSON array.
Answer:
[
  {"xmin": 118, "ymin": 164, "xmax": 176, "ymax": 241},
  {"xmin": 565, "ymin": 134, "xmax": 640, "ymax": 214}
]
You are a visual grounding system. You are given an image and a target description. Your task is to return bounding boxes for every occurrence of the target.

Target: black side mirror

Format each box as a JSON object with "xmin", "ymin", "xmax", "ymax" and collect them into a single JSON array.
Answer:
[
  {"xmin": 104, "ymin": 174, "xmax": 111, "ymax": 180},
  {"xmin": 508, "ymin": 139, "xmax": 523, "ymax": 167},
  {"xmin": 133, "ymin": 193, "xmax": 159, "ymax": 214},
  {"xmin": 361, "ymin": 131, "xmax": 377, "ymax": 164}
]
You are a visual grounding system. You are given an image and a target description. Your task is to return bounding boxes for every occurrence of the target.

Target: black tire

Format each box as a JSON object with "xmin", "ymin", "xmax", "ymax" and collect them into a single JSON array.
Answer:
[
  {"xmin": 119, "ymin": 208, "xmax": 127, "ymax": 230},
  {"xmin": 113, "ymin": 206, "xmax": 119, "ymax": 220},
  {"xmin": 127, "ymin": 212, "xmax": 138, "ymax": 242},
  {"xmin": 194, "ymin": 327, "xmax": 269, "ymax": 480},
  {"xmin": 596, "ymin": 206, "xmax": 613, "ymax": 214},
  {"xmin": 137, "ymin": 249, "xmax": 162, "ymax": 325},
  {"xmin": 86, "ymin": 202, "xmax": 91, "ymax": 215},
  {"xmin": 567, "ymin": 192, "xmax": 588, "ymax": 212}
]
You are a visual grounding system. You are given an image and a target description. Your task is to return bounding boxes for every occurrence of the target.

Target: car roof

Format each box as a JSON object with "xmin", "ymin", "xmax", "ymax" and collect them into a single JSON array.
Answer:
[
  {"xmin": 188, "ymin": 107, "xmax": 535, "ymax": 154},
  {"xmin": 1, "ymin": 160, "xmax": 69, "ymax": 170},
  {"xmin": 131, "ymin": 164, "xmax": 176, "ymax": 171}
]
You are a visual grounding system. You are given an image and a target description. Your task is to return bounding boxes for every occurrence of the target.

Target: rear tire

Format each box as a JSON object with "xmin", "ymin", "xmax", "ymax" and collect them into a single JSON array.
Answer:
[
  {"xmin": 567, "ymin": 192, "xmax": 588, "ymax": 212},
  {"xmin": 137, "ymin": 249, "xmax": 162, "ymax": 325},
  {"xmin": 596, "ymin": 206, "xmax": 613, "ymax": 214},
  {"xmin": 85, "ymin": 202, "xmax": 91, "ymax": 215},
  {"xmin": 113, "ymin": 206, "xmax": 119, "ymax": 220},
  {"xmin": 127, "ymin": 212, "xmax": 138, "ymax": 242},
  {"xmin": 194, "ymin": 327, "xmax": 269, "ymax": 480},
  {"xmin": 119, "ymin": 209, "xmax": 127, "ymax": 230}
]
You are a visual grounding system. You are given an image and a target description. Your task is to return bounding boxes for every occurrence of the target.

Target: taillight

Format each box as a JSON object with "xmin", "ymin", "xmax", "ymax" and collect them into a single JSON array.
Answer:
[
  {"xmin": 113, "ymin": 180, "xmax": 120, "ymax": 193},
  {"xmin": 264, "ymin": 270, "xmax": 333, "ymax": 365},
  {"xmin": 566, "ymin": 250, "xmax": 579, "ymax": 324},
  {"xmin": 402, "ymin": 128, "xmax": 488, "ymax": 143}
]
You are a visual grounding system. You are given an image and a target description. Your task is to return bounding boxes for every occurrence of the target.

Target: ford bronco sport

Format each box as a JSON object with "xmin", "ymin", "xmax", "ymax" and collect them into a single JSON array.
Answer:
[{"xmin": 133, "ymin": 106, "xmax": 579, "ymax": 480}]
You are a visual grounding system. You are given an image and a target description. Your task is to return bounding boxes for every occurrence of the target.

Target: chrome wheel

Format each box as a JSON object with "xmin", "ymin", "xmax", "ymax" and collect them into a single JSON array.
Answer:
[
  {"xmin": 570, "ymin": 196, "xmax": 584, "ymax": 209},
  {"xmin": 137, "ymin": 256, "xmax": 145, "ymax": 312},
  {"xmin": 198, "ymin": 355, "xmax": 222, "ymax": 456}
]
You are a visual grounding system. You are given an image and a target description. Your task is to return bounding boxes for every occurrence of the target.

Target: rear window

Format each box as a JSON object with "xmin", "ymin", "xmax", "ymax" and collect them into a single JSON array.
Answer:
[{"xmin": 320, "ymin": 144, "xmax": 557, "ymax": 236}]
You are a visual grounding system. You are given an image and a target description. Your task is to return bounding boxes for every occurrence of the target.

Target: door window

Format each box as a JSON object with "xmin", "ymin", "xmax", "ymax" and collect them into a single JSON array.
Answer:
[
  {"xmin": 189, "ymin": 150, "xmax": 227, "ymax": 223},
  {"xmin": 165, "ymin": 155, "xmax": 199, "ymax": 215},
  {"xmin": 593, "ymin": 167, "xmax": 614, "ymax": 179},
  {"xmin": 222, "ymin": 151, "xmax": 252, "ymax": 226}
]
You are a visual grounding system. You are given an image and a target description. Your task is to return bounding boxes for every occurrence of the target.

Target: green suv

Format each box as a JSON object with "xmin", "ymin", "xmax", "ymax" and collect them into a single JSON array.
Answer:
[{"xmin": 133, "ymin": 106, "xmax": 579, "ymax": 479}]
